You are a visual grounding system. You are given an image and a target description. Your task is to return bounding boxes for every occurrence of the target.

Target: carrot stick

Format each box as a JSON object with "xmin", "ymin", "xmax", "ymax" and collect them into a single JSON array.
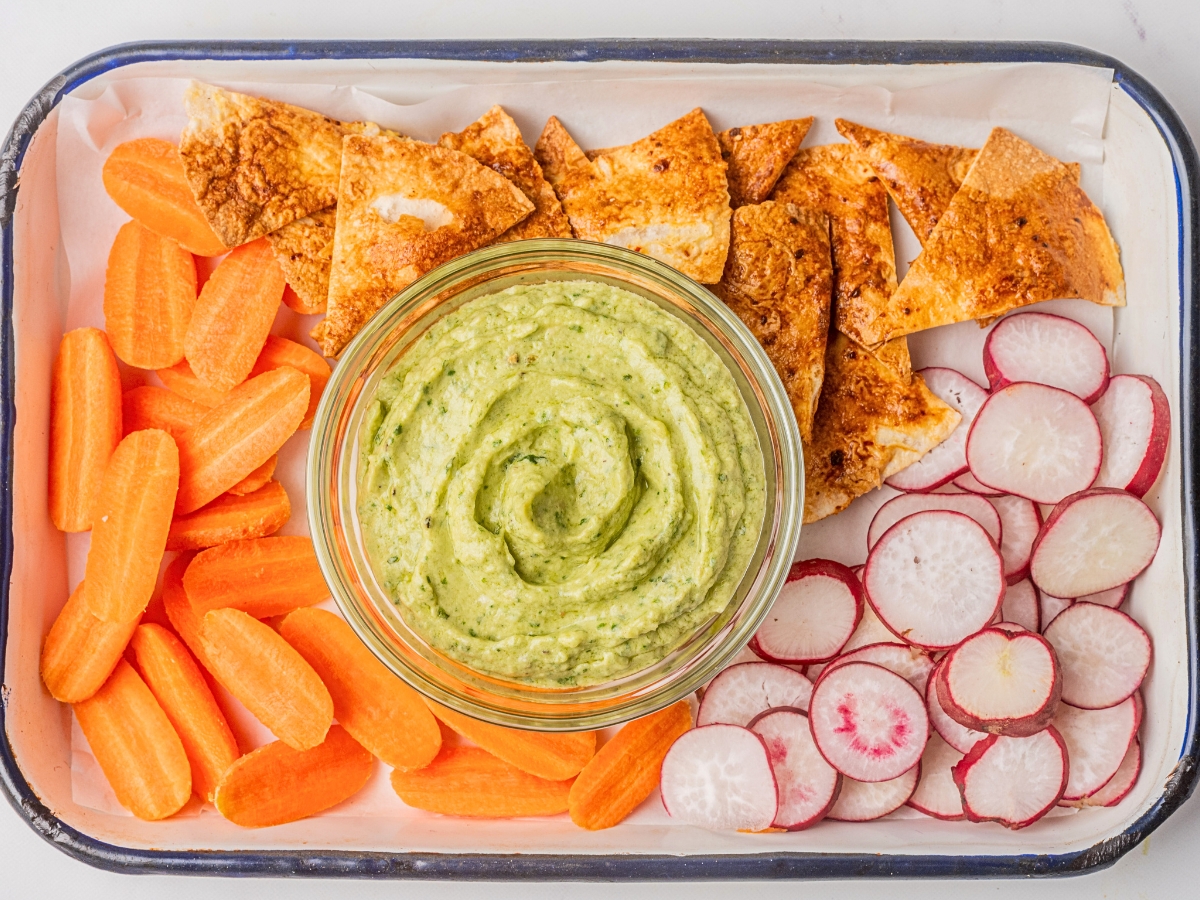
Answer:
[
  {"xmin": 166, "ymin": 481, "xmax": 290, "ymax": 551},
  {"xmin": 227, "ymin": 454, "xmax": 277, "ymax": 495},
  {"xmin": 214, "ymin": 725, "xmax": 372, "ymax": 827},
  {"xmin": 41, "ymin": 581, "xmax": 141, "ymax": 703},
  {"xmin": 279, "ymin": 608, "xmax": 441, "ymax": 770},
  {"xmin": 199, "ymin": 608, "xmax": 333, "ymax": 750},
  {"xmin": 391, "ymin": 746, "xmax": 573, "ymax": 818},
  {"xmin": 48, "ymin": 327, "xmax": 123, "ymax": 532},
  {"xmin": 156, "ymin": 359, "xmax": 229, "ymax": 408},
  {"xmin": 102, "ymin": 138, "xmax": 227, "ymax": 257},
  {"xmin": 72, "ymin": 659, "xmax": 192, "ymax": 820},
  {"xmin": 160, "ymin": 552, "xmax": 208, "ymax": 661},
  {"xmin": 183, "ymin": 535, "xmax": 328, "ymax": 618},
  {"xmin": 184, "ymin": 238, "xmax": 285, "ymax": 392},
  {"xmin": 174, "ymin": 367, "xmax": 308, "ymax": 514},
  {"xmin": 103, "ymin": 220, "xmax": 198, "ymax": 369},
  {"xmin": 82, "ymin": 429, "xmax": 180, "ymax": 623},
  {"xmin": 248, "ymin": 335, "xmax": 331, "ymax": 428},
  {"xmin": 123, "ymin": 385, "xmax": 204, "ymax": 441},
  {"xmin": 568, "ymin": 700, "xmax": 692, "ymax": 830},
  {"xmin": 425, "ymin": 701, "xmax": 596, "ymax": 781}
]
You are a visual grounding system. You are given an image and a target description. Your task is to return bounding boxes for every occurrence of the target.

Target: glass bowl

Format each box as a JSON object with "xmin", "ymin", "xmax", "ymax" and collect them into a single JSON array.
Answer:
[{"xmin": 307, "ymin": 239, "xmax": 803, "ymax": 731}]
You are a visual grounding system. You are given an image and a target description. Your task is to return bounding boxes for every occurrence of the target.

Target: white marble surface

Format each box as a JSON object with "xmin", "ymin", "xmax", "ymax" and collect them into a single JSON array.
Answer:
[{"xmin": 2, "ymin": 0, "xmax": 1198, "ymax": 895}]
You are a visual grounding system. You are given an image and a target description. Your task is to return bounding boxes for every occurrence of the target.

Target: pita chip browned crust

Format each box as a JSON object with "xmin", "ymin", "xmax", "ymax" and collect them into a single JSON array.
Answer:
[
  {"xmin": 803, "ymin": 332, "xmax": 961, "ymax": 523},
  {"xmin": 534, "ymin": 109, "xmax": 732, "ymax": 283},
  {"xmin": 861, "ymin": 127, "xmax": 1125, "ymax": 347},
  {"xmin": 717, "ymin": 118, "xmax": 813, "ymax": 208},
  {"xmin": 266, "ymin": 206, "xmax": 336, "ymax": 314},
  {"xmin": 438, "ymin": 106, "xmax": 572, "ymax": 243},
  {"xmin": 713, "ymin": 201, "xmax": 832, "ymax": 443},
  {"xmin": 318, "ymin": 134, "xmax": 535, "ymax": 357}
]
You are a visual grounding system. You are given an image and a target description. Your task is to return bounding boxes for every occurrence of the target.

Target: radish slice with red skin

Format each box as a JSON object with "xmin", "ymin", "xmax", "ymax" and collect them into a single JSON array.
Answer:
[
  {"xmin": 1042, "ymin": 602, "xmax": 1151, "ymax": 710},
  {"xmin": 992, "ymin": 622, "xmax": 1029, "ymax": 636},
  {"xmin": 966, "ymin": 382, "xmax": 1103, "ymax": 504},
  {"xmin": 1039, "ymin": 591, "xmax": 1074, "ymax": 632},
  {"xmin": 1092, "ymin": 374, "xmax": 1171, "ymax": 497},
  {"xmin": 659, "ymin": 724, "xmax": 779, "ymax": 831},
  {"xmin": 1077, "ymin": 582, "xmax": 1130, "ymax": 609},
  {"xmin": 1062, "ymin": 738, "xmax": 1141, "ymax": 808},
  {"xmin": 867, "ymin": 492, "xmax": 1002, "ymax": 552},
  {"xmin": 927, "ymin": 660, "xmax": 987, "ymax": 754},
  {"xmin": 864, "ymin": 510, "xmax": 1006, "ymax": 650},
  {"xmin": 697, "ymin": 662, "xmax": 813, "ymax": 726},
  {"xmin": 988, "ymin": 495, "xmax": 1043, "ymax": 585},
  {"xmin": 937, "ymin": 628, "xmax": 1062, "ymax": 736},
  {"xmin": 1030, "ymin": 488, "xmax": 1162, "ymax": 598},
  {"xmin": 952, "ymin": 727, "xmax": 1069, "ymax": 829},
  {"xmin": 821, "ymin": 642, "xmax": 935, "ymax": 697},
  {"xmin": 982, "ymin": 312, "xmax": 1110, "ymax": 403},
  {"xmin": 748, "ymin": 708, "xmax": 841, "ymax": 830},
  {"xmin": 749, "ymin": 559, "xmax": 863, "ymax": 665},
  {"xmin": 808, "ymin": 662, "xmax": 929, "ymax": 783},
  {"xmin": 887, "ymin": 368, "xmax": 988, "ymax": 492},
  {"xmin": 907, "ymin": 733, "xmax": 965, "ymax": 820},
  {"xmin": 1054, "ymin": 695, "xmax": 1140, "ymax": 800},
  {"xmin": 811, "ymin": 603, "xmax": 897, "ymax": 682},
  {"xmin": 826, "ymin": 764, "xmax": 920, "ymax": 821},
  {"xmin": 954, "ymin": 470, "xmax": 1005, "ymax": 496},
  {"xmin": 1000, "ymin": 580, "xmax": 1041, "ymax": 633}
]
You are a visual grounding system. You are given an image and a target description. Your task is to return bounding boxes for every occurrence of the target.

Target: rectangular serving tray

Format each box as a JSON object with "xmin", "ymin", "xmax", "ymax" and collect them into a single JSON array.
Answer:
[{"xmin": 1, "ymin": 39, "xmax": 1197, "ymax": 880}]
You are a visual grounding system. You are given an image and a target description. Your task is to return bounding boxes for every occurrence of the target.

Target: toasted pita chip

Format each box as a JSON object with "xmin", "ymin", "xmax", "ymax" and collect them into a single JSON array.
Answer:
[
  {"xmin": 318, "ymin": 134, "xmax": 535, "ymax": 357},
  {"xmin": 717, "ymin": 118, "xmax": 813, "ymax": 208},
  {"xmin": 803, "ymin": 332, "xmax": 961, "ymax": 523},
  {"xmin": 266, "ymin": 206, "xmax": 336, "ymax": 314},
  {"xmin": 771, "ymin": 144, "xmax": 899, "ymax": 352},
  {"xmin": 438, "ymin": 106, "xmax": 572, "ymax": 243},
  {"xmin": 860, "ymin": 128, "xmax": 1125, "ymax": 346},
  {"xmin": 534, "ymin": 109, "xmax": 731, "ymax": 283},
  {"xmin": 713, "ymin": 202, "xmax": 832, "ymax": 442}
]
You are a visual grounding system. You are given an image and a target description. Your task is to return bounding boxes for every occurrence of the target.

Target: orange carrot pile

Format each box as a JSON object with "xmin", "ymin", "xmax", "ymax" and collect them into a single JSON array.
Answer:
[
  {"xmin": 122, "ymin": 385, "xmax": 203, "ymax": 440},
  {"xmin": 166, "ymin": 481, "xmax": 291, "ymax": 551},
  {"xmin": 249, "ymin": 334, "xmax": 331, "ymax": 428},
  {"xmin": 183, "ymin": 535, "xmax": 328, "ymax": 617},
  {"xmin": 227, "ymin": 454, "xmax": 277, "ymax": 495},
  {"xmin": 156, "ymin": 359, "xmax": 228, "ymax": 408},
  {"xmin": 41, "ymin": 581, "xmax": 141, "ymax": 703},
  {"xmin": 391, "ymin": 746, "xmax": 574, "ymax": 818}
]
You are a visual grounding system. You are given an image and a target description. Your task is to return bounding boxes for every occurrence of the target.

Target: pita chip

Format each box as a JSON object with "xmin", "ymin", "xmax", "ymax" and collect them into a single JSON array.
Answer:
[
  {"xmin": 267, "ymin": 206, "xmax": 336, "ymax": 314},
  {"xmin": 713, "ymin": 201, "xmax": 833, "ymax": 442},
  {"xmin": 717, "ymin": 118, "xmax": 813, "ymax": 208},
  {"xmin": 860, "ymin": 127, "xmax": 1125, "ymax": 347},
  {"xmin": 318, "ymin": 134, "xmax": 535, "ymax": 357},
  {"xmin": 438, "ymin": 106, "xmax": 572, "ymax": 243},
  {"xmin": 534, "ymin": 109, "xmax": 731, "ymax": 283},
  {"xmin": 803, "ymin": 332, "xmax": 961, "ymax": 523}
]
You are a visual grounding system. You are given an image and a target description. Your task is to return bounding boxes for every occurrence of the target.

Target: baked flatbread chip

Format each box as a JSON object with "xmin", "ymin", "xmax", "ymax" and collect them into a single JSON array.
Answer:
[
  {"xmin": 713, "ymin": 201, "xmax": 832, "ymax": 442},
  {"xmin": 717, "ymin": 118, "xmax": 813, "ymax": 208},
  {"xmin": 319, "ymin": 134, "xmax": 535, "ymax": 357},
  {"xmin": 862, "ymin": 127, "xmax": 1125, "ymax": 346},
  {"xmin": 534, "ymin": 109, "xmax": 731, "ymax": 283},
  {"xmin": 438, "ymin": 106, "xmax": 571, "ymax": 243},
  {"xmin": 803, "ymin": 332, "xmax": 961, "ymax": 523},
  {"xmin": 267, "ymin": 206, "xmax": 336, "ymax": 314},
  {"xmin": 771, "ymin": 144, "xmax": 899, "ymax": 352}
]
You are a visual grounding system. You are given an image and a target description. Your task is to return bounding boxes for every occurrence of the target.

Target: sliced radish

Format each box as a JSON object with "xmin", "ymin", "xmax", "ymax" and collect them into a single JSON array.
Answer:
[
  {"xmin": 927, "ymin": 660, "xmax": 986, "ymax": 754},
  {"xmin": 864, "ymin": 510, "xmax": 1005, "ymax": 650},
  {"xmin": 1092, "ymin": 374, "xmax": 1170, "ymax": 497},
  {"xmin": 992, "ymin": 622, "xmax": 1029, "ymax": 636},
  {"xmin": 983, "ymin": 312, "xmax": 1110, "ymax": 403},
  {"xmin": 749, "ymin": 708, "xmax": 841, "ymax": 830},
  {"xmin": 937, "ymin": 628, "xmax": 1061, "ymax": 736},
  {"xmin": 1039, "ymin": 592, "xmax": 1074, "ymax": 632},
  {"xmin": 822, "ymin": 642, "xmax": 935, "ymax": 697},
  {"xmin": 1062, "ymin": 738, "xmax": 1141, "ymax": 808},
  {"xmin": 1030, "ymin": 488, "xmax": 1162, "ymax": 598},
  {"xmin": 808, "ymin": 662, "xmax": 929, "ymax": 782},
  {"xmin": 907, "ymin": 733, "xmax": 965, "ymax": 820},
  {"xmin": 887, "ymin": 368, "xmax": 989, "ymax": 492},
  {"xmin": 826, "ymin": 765, "xmax": 920, "ymax": 821},
  {"xmin": 1000, "ymin": 580, "xmax": 1040, "ymax": 633},
  {"xmin": 952, "ymin": 728, "xmax": 1069, "ymax": 829},
  {"xmin": 954, "ymin": 470, "xmax": 1005, "ymax": 496},
  {"xmin": 749, "ymin": 559, "xmax": 863, "ymax": 664},
  {"xmin": 989, "ymin": 495, "xmax": 1043, "ymax": 584},
  {"xmin": 839, "ymin": 601, "xmax": 897, "ymax": 655},
  {"xmin": 966, "ymin": 382, "xmax": 1102, "ymax": 504},
  {"xmin": 1078, "ymin": 582, "xmax": 1130, "ymax": 609},
  {"xmin": 659, "ymin": 724, "xmax": 778, "ymax": 831},
  {"xmin": 1054, "ymin": 695, "xmax": 1140, "ymax": 800},
  {"xmin": 697, "ymin": 662, "xmax": 814, "ymax": 727},
  {"xmin": 867, "ymin": 492, "xmax": 1002, "ymax": 552},
  {"xmin": 1042, "ymin": 602, "xmax": 1151, "ymax": 709}
]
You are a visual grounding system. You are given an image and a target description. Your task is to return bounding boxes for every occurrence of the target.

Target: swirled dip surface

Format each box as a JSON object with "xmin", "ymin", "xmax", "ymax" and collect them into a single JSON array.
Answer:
[{"xmin": 358, "ymin": 280, "xmax": 765, "ymax": 686}]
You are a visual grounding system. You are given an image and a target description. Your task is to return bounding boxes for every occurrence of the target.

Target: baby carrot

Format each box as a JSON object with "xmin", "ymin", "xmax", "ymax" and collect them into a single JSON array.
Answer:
[
  {"xmin": 391, "ymin": 746, "xmax": 573, "ymax": 818},
  {"xmin": 73, "ymin": 659, "xmax": 192, "ymax": 820},
  {"xmin": 248, "ymin": 335, "xmax": 331, "ymax": 428},
  {"xmin": 48, "ymin": 327, "xmax": 123, "ymax": 532},
  {"xmin": 214, "ymin": 725, "xmax": 372, "ymax": 828},
  {"xmin": 156, "ymin": 359, "xmax": 229, "ymax": 408},
  {"xmin": 41, "ymin": 581, "xmax": 141, "ymax": 703},
  {"xmin": 174, "ymin": 367, "xmax": 308, "ymax": 514},
  {"xmin": 101, "ymin": 138, "xmax": 227, "ymax": 257},
  {"xmin": 184, "ymin": 238, "xmax": 285, "ymax": 392},
  {"xmin": 183, "ymin": 535, "xmax": 328, "ymax": 618},
  {"xmin": 199, "ymin": 608, "xmax": 333, "ymax": 751},
  {"xmin": 160, "ymin": 553, "xmax": 214, "ymax": 669},
  {"xmin": 123, "ymin": 385, "xmax": 203, "ymax": 441},
  {"xmin": 227, "ymin": 454, "xmax": 277, "ymax": 496},
  {"xmin": 280, "ymin": 608, "xmax": 442, "ymax": 770},
  {"xmin": 82, "ymin": 429, "xmax": 179, "ymax": 623},
  {"xmin": 103, "ymin": 220, "xmax": 198, "ymax": 369},
  {"xmin": 166, "ymin": 481, "xmax": 291, "ymax": 551}
]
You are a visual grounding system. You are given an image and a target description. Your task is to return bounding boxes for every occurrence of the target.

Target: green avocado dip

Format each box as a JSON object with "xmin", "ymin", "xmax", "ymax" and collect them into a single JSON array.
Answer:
[{"xmin": 357, "ymin": 280, "xmax": 766, "ymax": 687}]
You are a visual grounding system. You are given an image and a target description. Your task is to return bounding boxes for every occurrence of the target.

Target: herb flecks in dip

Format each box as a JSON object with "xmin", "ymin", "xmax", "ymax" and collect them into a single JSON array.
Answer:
[{"xmin": 358, "ymin": 280, "xmax": 765, "ymax": 687}]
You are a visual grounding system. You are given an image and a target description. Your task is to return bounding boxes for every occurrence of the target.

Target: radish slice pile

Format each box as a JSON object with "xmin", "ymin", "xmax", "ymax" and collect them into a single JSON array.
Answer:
[
  {"xmin": 749, "ymin": 560, "xmax": 863, "ymax": 664},
  {"xmin": 983, "ymin": 312, "xmax": 1110, "ymax": 402},
  {"xmin": 886, "ymin": 368, "xmax": 988, "ymax": 492}
]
